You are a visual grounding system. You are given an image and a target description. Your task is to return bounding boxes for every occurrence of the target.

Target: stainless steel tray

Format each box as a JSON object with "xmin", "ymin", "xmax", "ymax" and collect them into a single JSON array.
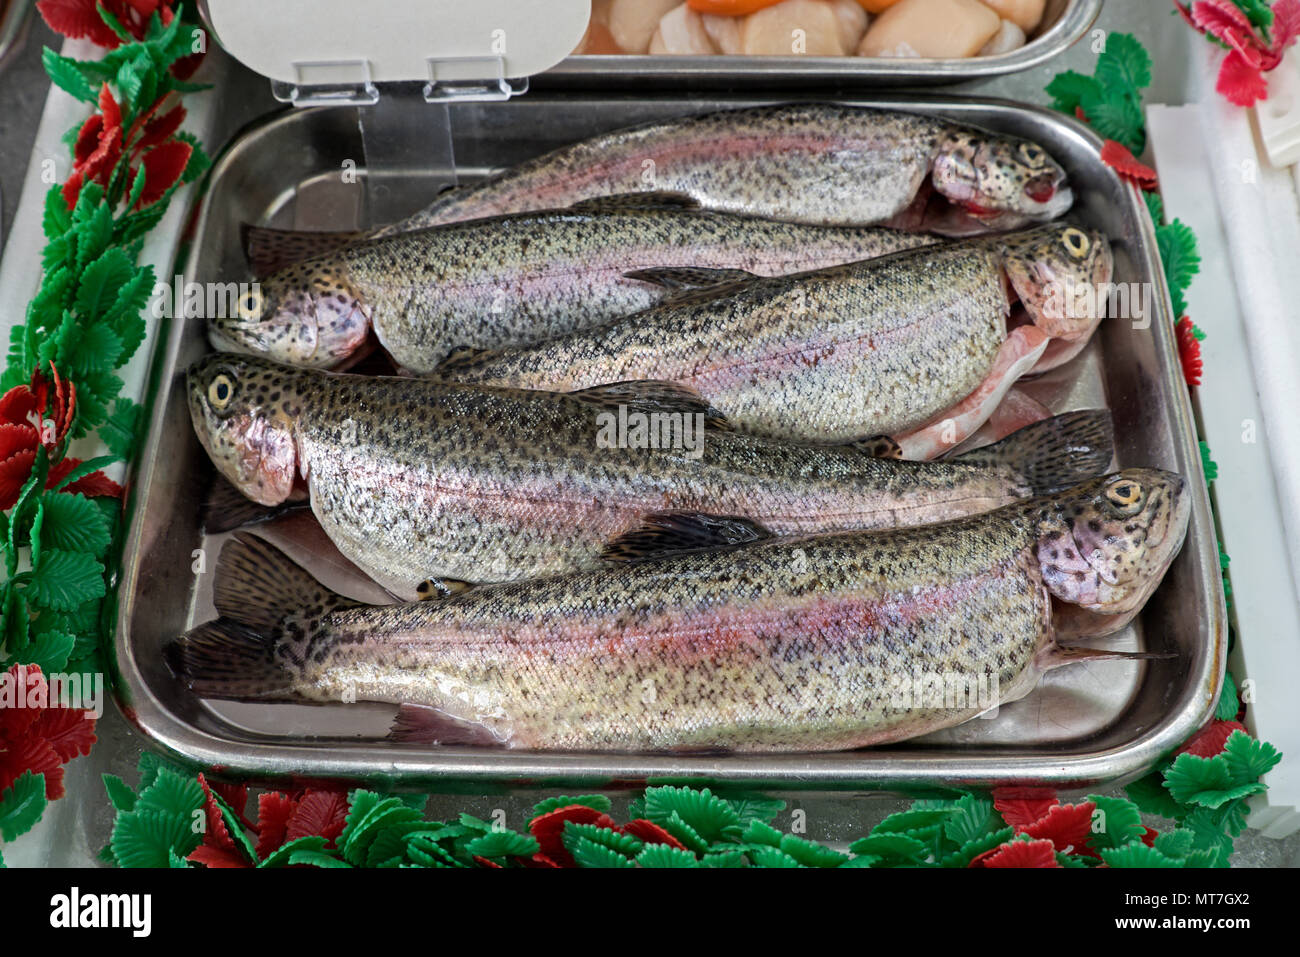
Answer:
[
  {"xmin": 112, "ymin": 93, "xmax": 1225, "ymax": 793},
  {"xmin": 543, "ymin": 0, "xmax": 1103, "ymax": 87}
]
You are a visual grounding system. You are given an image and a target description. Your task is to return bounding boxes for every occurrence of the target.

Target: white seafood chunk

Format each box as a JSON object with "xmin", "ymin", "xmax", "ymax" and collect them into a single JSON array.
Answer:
[
  {"xmin": 831, "ymin": 0, "xmax": 870, "ymax": 52},
  {"xmin": 701, "ymin": 13, "xmax": 745, "ymax": 54},
  {"xmin": 978, "ymin": 0, "xmax": 1045, "ymax": 33},
  {"xmin": 977, "ymin": 18, "xmax": 1027, "ymax": 55},
  {"xmin": 610, "ymin": 0, "xmax": 681, "ymax": 54},
  {"xmin": 649, "ymin": 4, "xmax": 719, "ymax": 55},
  {"xmin": 858, "ymin": 0, "xmax": 1001, "ymax": 58},
  {"xmin": 741, "ymin": 0, "xmax": 848, "ymax": 56}
]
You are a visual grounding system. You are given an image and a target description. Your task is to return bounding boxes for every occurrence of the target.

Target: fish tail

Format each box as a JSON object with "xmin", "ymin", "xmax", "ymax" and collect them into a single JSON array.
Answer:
[
  {"xmin": 956, "ymin": 409, "xmax": 1114, "ymax": 495},
  {"xmin": 242, "ymin": 223, "xmax": 372, "ymax": 276},
  {"xmin": 165, "ymin": 618, "xmax": 295, "ymax": 701},
  {"xmin": 166, "ymin": 533, "xmax": 355, "ymax": 700}
]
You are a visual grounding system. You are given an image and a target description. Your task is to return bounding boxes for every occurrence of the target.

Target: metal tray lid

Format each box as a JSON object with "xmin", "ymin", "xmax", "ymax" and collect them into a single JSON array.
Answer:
[{"xmin": 198, "ymin": 0, "xmax": 590, "ymax": 100}]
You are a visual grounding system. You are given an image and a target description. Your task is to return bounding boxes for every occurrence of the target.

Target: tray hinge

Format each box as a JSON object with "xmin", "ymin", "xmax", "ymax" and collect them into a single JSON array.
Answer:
[{"xmin": 271, "ymin": 58, "xmax": 379, "ymax": 106}]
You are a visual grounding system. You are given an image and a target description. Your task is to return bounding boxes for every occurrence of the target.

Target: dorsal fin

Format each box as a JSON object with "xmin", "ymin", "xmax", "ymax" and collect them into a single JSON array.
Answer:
[
  {"xmin": 213, "ymin": 533, "xmax": 358, "ymax": 631},
  {"xmin": 569, "ymin": 380, "xmax": 731, "ymax": 429},
  {"xmin": 568, "ymin": 191, "xmax": 701, "ymax": 213},
  {"xmin": 624, "ymin": 266, "xmax": 759, "ymax": 292},
  {"xmin": 601, "ymin": 512, "xmax": 772, "ymax": 564}
]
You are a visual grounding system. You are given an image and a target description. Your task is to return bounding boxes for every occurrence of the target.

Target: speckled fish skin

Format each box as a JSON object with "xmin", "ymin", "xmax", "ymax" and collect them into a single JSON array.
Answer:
[
  {"xmin": 383, "ymin": 104, "xmax": 1072, "ymax": 235},
  {"xmin": 211, "ymin": 206, "xmax": 935, "ymax": 371},
  {"xmin": 172, "ymin": 470, "xmax": 1188, "ymax": 752},
  {"xmin": 439, "ymin": 224, "xmax": 1112, "ymax": 443},
  {"xmin": 186, "ymin": 353, "xmax": 1112, "ymax": 600},
  {"xmin": 246, "ymin": 103, "xmax": 1073, "ymax": 270}
]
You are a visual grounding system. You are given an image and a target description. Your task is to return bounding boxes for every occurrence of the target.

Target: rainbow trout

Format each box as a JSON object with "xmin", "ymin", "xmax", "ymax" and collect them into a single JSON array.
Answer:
[
  {"xmin": 244, "ymin": 102, "xmax": 1073, "ymax": 273},
  {"xmin": 212, "ymin": 201, "xmax": 935, "ymax": 370},
  {"xmin": 187, "ymin": 353, "xmax": 1112, "ymax": 601},
  {"xmin": 435, "ymin": 224, "xmax": 1114, "ymax": 451},
  {"xmin": 168, "ymin": 470, "xmax": 1188, "ymax": 753}
]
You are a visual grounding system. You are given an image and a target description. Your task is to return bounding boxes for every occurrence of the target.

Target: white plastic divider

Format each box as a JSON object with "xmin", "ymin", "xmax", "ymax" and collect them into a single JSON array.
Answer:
[
  {"xmin": 0, "ymin": 40, "xmax": 224, "ymax": 866},
  {"xmin": 1147, "ymin": 93, "xmax": 1300, "ymax": 837}
]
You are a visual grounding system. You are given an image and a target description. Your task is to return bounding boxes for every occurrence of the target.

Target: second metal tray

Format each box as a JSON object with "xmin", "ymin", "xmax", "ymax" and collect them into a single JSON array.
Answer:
[{"xmin": 112, "ymin": 92, "xmax": 1224, "ymax": 794}]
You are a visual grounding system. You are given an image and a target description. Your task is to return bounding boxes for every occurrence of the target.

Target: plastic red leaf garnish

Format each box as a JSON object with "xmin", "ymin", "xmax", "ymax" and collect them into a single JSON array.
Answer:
[
  {"xmin": 136, "ymin": 140, "xmax": 192, "ymax": 208},
  {"xmin": 1273, "ymin": 0, "xmax": 1300, "ymax": 51},
  {"xmin": 0, "ymin": 384, "xmax": 40, "ymax": 425},
  {"xmin": 1176, "ymin": 317, "xmax": 1203, "ymax": 387},
  {"xmin": 134, "ymin": 104, "xmax": 186, "ymax": 151},
  {"xmin": 188, "ymin": 845, "xmax": 251, "ymax": 868},
  {"xmin": 286, "ymin": 790, "xmax": 349, "ymax": 845},
  {"xmin": 0, "ymin": 666, "xmax": 46, "ymax": 744},
  {"xmin": 37, "ymin": 0, "xmax": 121, "ymax": 47},
  {"xmin": 1177, "ymin": 719, "xmax": 1251, "ymax": 758},
  {"xmin": 1101, "ymin": 139, "xmax": 1158, "ymax": 189},
  {"xmin": 1141, "ymin": 826, "xmax": 1159, "ymax": 848},
  {"xmin": 46, "ymin": 458, "xmax": 124, "ymax": 499},
  {"xmin": 1021, "ymin": 801, "xmax": 1096, "ymax": 853},
  {"xmin": 978, "ymin": 838, "xmax": 1061, "ymax": 868},
  {"xmin": 31, "ymin": 705, "xmax": 97, "ymax": 762},
  {"xmin": 1217, "ymin": 48, "xmax": 1271, "ymax": 106},
  {"xmin": 254, "ymin": 791, "xmax": 298, "ymax": 859},
  {"xmin": 1192, "ymin": 0, "xmax": 1255, "ymax": 45},
  {"xmin": 0, "ymin": 424, "xmax": 37, "ymax": 462},
  {"xmin": 992, "ymin": 787, "xmax": 1058, "ymax": 828},
  {"xmin": 0, "ymin": 449, "xmax": 37, "ymax": 511},
  {"xmin": 1075, "ymin": 106, "xmax": 1088, "ymax": 123},
  {"xmin": 522, "ymin": 853, "xmax": 562, "ymax": 868},
  {"xmin": 196, "ymin": 772, "xmax": 242, "ymax": 856},
  {"xmin": 473, "ymin": 855, "xmax": 504, "ymax": 869},
  {"xmin": 0, "ymin": 737, "xmax": 65, "ymax": 799},
  {"xmin": 529, "ymin": 805, "xmax": 618, "ymax": 868},
  {"xmin": 622, "ymin": 818, "xmax": 688, "ymax": 850}
]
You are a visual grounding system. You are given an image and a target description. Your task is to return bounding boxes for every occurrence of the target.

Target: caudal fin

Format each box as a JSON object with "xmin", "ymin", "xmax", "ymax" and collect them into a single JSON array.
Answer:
[
  {"xmin": 165, "ymin": 617, "xmax": 296, "ymax": 701},
  {"xmin": 166, "ymin": 533, "xmax": 355, "ymax": 700},
  {"xmin": 242, "ymin": 223, "xmax": 372, "ymax": 276},
  {"xmin": 956, "ymin": 409, "xmax": 1114, "ymax": 495}
]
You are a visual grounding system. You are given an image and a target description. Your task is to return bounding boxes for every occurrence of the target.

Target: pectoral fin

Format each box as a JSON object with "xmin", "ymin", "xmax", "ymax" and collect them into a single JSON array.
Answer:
[
  {"xmin": 624, "ymin": 266, "xmax": 759, "ymax": 292},
  {"xmin": 570, "ymin": 380, "xmax": 731, "ymax": 429}
]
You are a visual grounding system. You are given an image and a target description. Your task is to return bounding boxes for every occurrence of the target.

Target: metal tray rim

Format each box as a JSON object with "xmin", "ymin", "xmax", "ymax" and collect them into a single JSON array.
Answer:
[{"xmin": 111, "ymin": 91, "xmax": 1225, "ymax": 793}]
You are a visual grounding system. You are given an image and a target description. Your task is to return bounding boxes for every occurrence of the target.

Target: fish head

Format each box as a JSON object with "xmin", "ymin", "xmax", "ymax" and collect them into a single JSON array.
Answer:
[
  {"xmin": 1037, "ymin": 469, "xmax": 1190, "ymax": 617},
  {"xmin": 997, "ymin": 224, "xmax": 1114, "ymax": 339},
  {"xmin": 186, "ymin": 353, "xmax": 307, "ymax": 506},
  {"xmin": 207, "ymin": 261, "xmax": 371, "ymax": 369},
  {"xmin": 931, "ymin": 130, "xmax": 1073, "ymax": 231}
]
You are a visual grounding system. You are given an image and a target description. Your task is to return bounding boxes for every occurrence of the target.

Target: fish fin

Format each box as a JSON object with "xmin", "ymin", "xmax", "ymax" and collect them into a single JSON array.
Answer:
[
  {"xmin": 241, "ymin": 223, "xmax": 370, "ymax": 277},
  {"xmin": 624, "ymin": 266, "xmax": 758, "ymax": 291},
  {"xmin": 201, "ymin": 475, "xmax": 311, "ymax": 534},
  {"xmin": 414, "ymin": 578, "xmax": 477, "ymax": 600},
  {"xmin": 164, "ymin": 617, "xmax": 297, "ymax": 701},
  {"xmin": 434, "ymin": 345, "xmax": 495, "ymax": 375},
  {"xmin": 848, "ymin": 435, "xmax": 903, "ymax": 459},
  {"xmin": 602, "ymin": 512, "xmax": 773, "ymax": 564},
  {"xmin": 569, "ymin": 380, "xmax": 731, "ymax": 429},
  {"xmin": 567, "ymin": 191, "xmax": 701, "ymax": 213},
  {"xmin": 1036, "ymin": 642, "xmax": 1175, "ymax": 673},
  {"xmin": 388, "ymin": 703, "xmax": 506, "ymax": 747},
  {"xmin": 213, "ymin": 532, "xmax": 356, "ymax": 631},
  {"xmin": 955, "ymin": 409, "xmax": 1114, "ymax": 495}
]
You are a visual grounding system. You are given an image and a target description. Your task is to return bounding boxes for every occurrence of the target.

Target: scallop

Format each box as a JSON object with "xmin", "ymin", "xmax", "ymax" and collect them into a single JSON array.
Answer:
[
  {"xmin": 741, "ymin": 0, "xmax": 847, "ymax": 57},
  {"xmin": 857, "ymin": 0, "xmax": 1000, "ymax": 58},
  {"xmin": 649, "ymin": 4, "xmax": 718, "ymax": 55},
  {"xmin": 609, "ymin": 0, "xmax": 682, "ymax": 54}
]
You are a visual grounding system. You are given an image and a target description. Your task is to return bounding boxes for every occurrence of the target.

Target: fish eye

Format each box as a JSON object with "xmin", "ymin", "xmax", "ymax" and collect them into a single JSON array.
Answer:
[
  {"xmin": 1018, "ymin": 143, "xmax": 1046, "ymax": 168},
  {"xmin": 1105, "ymin": 479, "xmax": 1145, "ymax": 515},
  {"xmin": 237, "ymin": 288, "xmax": 264, "ymax": 320},
  {"xmin": 208, "ymin": 374, "xmax": 235, "ymax": 410},
  {"xmin": 1061, "ymin": 227, "xmax": 1091, "ymax": 258}
]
